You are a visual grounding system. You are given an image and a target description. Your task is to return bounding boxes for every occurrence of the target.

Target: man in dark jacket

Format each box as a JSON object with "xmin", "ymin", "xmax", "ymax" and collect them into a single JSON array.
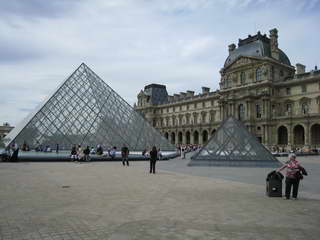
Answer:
[
  {"xmin": 149, "ymin": 146, "xmax": 158, "ymax": 174},
  {"xmin": 121, "ymin": 145, "xmax": 129, "ymax": 166},
  {"xmin": 83, "ymin": 146, "xmax": 90, "ymax": 162}
]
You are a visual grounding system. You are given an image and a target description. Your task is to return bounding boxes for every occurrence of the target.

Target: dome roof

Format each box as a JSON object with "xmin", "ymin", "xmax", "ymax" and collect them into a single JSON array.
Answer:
[{"xmin": 224, "ymin": 33, "xmax": 291, "ymax": 67}]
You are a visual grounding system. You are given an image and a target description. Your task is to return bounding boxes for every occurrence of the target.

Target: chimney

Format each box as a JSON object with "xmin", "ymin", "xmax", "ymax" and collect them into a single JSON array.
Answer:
[
  {"xmin": 228, "ymin": 43, "xmax": 236, "ymax": 53},
  {"xmin": 180, "ymin": 92, "xmax": 187, "ymax": 99},
  {"xmin": 269, "ymin": 28, "xmax": 279, "ymax": 60},
  {"xmin": 296, "ymin": 63, "xmax": 306, "ymax": 74},
  {"xmin": 173, "ymin": 94, "xmax": 180, "ymax": 101},
  {"xmin": 186, "ymin": 90, "xmax": 195, "ymax": 97},
  {"xmin": 202, "ymin": 87, "xmax": 210, "ymax": 94}
]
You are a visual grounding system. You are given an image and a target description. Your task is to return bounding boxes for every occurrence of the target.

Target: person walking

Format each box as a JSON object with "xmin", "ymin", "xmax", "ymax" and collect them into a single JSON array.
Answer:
[
  {"xmin": 56, "ymin": 143, "xmax": 59, "ymax": 154},
  {"xmin": 83, "ymin": 146, "xmax": 90, "ymax": 162},
  {"xmin": 277, "ymin": 153, "xmax": 307, "ymax": 200},
  {"xmin": 10, "ymin": 142, "xmax": 19, "ymax": 162},
  {"xmin": 149, "ymin": 146, "xmax": 158, "ymax": 174},
  {"xmin": 121, "ymin": 145, "xmax": 129, "ymax": 166}
]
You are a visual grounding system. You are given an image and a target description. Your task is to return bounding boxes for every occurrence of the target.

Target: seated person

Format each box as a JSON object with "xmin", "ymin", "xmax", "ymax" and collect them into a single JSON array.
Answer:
[{"xmin": 109, "ymin": 146, "xmax": 116, "ymax": 159}]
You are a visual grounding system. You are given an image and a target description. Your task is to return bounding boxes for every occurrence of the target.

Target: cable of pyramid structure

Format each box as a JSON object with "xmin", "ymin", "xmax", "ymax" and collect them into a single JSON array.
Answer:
[{"xmin": 4, "ymin": 63, "xmax": 175, "ymax": 152}]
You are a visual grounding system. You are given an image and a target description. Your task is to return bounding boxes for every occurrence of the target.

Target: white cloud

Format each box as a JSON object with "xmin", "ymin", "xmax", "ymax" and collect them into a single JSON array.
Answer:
[{"xmin": 0, "ymin": 0, "xmax": 319, "ymax": 125}]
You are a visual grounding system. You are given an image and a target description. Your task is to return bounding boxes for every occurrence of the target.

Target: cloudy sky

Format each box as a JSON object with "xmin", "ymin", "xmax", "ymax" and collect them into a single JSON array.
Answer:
[{"xmin": 1, "ymin": 0, "xmax": 319, "ymax": 125}]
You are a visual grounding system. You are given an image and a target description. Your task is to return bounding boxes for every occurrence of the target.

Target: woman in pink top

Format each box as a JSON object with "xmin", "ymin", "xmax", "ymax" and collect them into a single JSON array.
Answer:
[{"xmin": 277, "ymin": 153, "xmax": 303, "ymax": 200}]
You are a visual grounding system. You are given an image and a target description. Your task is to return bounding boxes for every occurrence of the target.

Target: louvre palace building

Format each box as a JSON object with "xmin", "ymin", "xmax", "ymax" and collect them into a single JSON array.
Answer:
[{"xmin": 135, "ymin": 28, "xmax": 320, "ymax": 151}]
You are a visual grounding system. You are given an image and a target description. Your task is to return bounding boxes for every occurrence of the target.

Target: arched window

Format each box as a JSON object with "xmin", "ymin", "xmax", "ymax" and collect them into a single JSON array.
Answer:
[
  {"xmin": 240, "ymin": 72, "xmax": 246, "ymax": 84},
  {"xmin": 256, "ymin": 67, "xmax": 262, "ymax": 81}
]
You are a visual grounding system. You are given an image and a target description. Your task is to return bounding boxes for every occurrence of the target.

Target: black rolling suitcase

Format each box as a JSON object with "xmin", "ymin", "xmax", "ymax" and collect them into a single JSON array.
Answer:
[{"xmin": 266, "ymin": 171, "xmax": 283, "ymax": 197}]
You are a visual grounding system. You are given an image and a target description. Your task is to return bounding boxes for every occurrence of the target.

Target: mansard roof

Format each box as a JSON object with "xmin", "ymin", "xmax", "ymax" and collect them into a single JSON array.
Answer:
[{"xmin": 224, "ymin": 32, "xmax": 291, "ymax": 68}]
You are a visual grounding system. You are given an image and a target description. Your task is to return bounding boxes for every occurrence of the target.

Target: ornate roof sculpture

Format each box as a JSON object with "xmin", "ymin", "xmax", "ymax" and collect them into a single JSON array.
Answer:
[
  {"xmin": 189, "ymin": 117, "xmax": 281, "ymax": 167},
  {"xmin": 4, "ymin": 63, "xmax": 175, "ymax": 151}
]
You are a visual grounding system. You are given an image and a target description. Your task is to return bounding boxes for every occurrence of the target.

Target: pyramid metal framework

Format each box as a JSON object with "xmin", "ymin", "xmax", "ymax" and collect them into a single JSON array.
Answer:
[
  {"xmin": 189, "ymin": 117, "xmax": 281, "ymax": 167},
  {"xmin": 4, "ymin": 63, "xmax": 175, "ymax": 151}
]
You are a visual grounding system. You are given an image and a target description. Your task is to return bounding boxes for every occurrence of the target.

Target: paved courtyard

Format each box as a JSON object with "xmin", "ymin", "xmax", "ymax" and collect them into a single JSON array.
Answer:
[{"xmin": 1, "ymin": 155, "xmax": 320, "ymax": 239}]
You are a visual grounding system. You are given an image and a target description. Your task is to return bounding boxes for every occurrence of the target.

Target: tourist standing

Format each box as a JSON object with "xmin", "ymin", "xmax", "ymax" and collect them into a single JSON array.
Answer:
[
  {"xmin": 277, "ymin": 153, "xmax": 307, "ymax": 200},
  {"xmin": 149, "ymin": 146, "xmax": 158, "ymax": 174},
  {"xmin": 70, "ymin": 145, "xmax": 78, "ymax": 161},
  {"xmin": 10, "ymin": 142, "xmax": 19, "ymax": 162},
  {"xmin": 158, "ymin": 148, "xmax": 162, "ymax": 160},
  {"xmin": 77, "ymin": 145, "xmax": 83, "ymax": 161},
  {"xmin": 96, "ymin": 145, "xmax": 103, "ymax": 155},
  {"xmin": 83, "ymin": 146, "xmax": 90, "ymax": 162},
  {"xmin": 121, "ymin": 145, "xmax": 129, "ymax": 166},
  {"xmin": 56, "ymin": 144, "xmax": 59, "ymax": 154}
]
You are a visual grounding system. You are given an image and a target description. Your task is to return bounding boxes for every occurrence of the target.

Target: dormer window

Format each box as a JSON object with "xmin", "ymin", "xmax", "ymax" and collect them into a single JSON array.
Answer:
[{"xmin": 256, "ymin": 67, "xmax": 262, "ymax": 81}]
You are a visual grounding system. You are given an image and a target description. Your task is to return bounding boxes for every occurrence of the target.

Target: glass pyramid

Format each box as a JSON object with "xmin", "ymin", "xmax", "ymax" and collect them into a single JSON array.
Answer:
[
  {"xmin": 4, "ymin": 63, "xmax": 175, "ymax": 151},
  {"xmin": 189, "ymin": 117, "xmax": 281, "ymax": 167}
]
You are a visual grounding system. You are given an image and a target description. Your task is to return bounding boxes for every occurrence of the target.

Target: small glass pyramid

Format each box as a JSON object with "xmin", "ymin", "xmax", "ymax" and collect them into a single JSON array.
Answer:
[
  {"xmin": 5, "ymin": 63, "xmax": 175, "ymax": 151},
  {"xmin": 189, "ymin": 117, "xmax": 281, "ymax": 167}
]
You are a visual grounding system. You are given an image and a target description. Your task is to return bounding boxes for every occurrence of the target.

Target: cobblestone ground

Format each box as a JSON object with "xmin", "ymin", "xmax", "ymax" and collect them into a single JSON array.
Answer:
[{"xmin": 1, "ymin": 158, "xmax": 320, "ymax": 240}]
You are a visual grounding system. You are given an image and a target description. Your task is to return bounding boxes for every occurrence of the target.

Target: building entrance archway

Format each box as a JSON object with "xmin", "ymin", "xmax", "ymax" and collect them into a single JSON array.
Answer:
[
  {"xmin": 294, "ymin": 125, "xmax": 305, "ymax": 145},
  {"xmin": 164, "ymin": 132, "xmax": 169, "ymax": 140},
  {"xmin": 278, "ymin": 126, "xmax": 288, "ymax": 145},
  {"xmin": 170, "ymin": 132, "xmax": 176, "ymax": 145},
  {"xmin": 202, "ymin": 130, "xmax": 208, "ymax": 144},
  {"xmin": 193, "ymin": 131, "xmax": 199, "ymax": 144},
  {"xmin": 311, "ymin": 124, "xmax": 320, "ymax": 145},
  {"xmin": 178, "ymin": 132, "xmax": 183, "ymax": 144},
  {"xmin": 186, "ymin": 131, "xmax": 190, "ymax": 144}
]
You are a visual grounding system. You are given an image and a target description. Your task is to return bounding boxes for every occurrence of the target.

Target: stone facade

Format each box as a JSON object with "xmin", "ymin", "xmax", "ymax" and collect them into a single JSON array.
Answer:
[
  {"xmin": 135, "ymin": 29, "xmax": 320, "ymax": 151},
  {"xmin": 0, "ymin": 122, "xmax": 14, "ymax": 147}
]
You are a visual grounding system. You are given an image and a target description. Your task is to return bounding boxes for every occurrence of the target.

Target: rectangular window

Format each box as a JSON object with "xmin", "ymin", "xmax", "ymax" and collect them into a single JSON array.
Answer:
[
  {"xmin": 286, "ymin": 88, "xmax": 291, "ymax": 95},
  {"xmin": 271, "ymin": 66, "xmax": 274, "ymax": 80},
  {"xmin": 286, "ymin": 104, "xmax": 292, "ymax": 113},
  {"xmin": 301, "ymin": 85, "xmax": 306, "ymax": 93},
  {"xmin": 256, "ymin": 104, "xmax": 261, "ymax": 118}
]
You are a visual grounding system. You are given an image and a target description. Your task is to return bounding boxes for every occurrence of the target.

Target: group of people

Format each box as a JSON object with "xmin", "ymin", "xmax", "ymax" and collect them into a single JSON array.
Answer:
[
  {"xmin": 69, "ymin": 144, "xmax": 159, "ymax": 173},
  {"xmin": 1, "ymin": 141, "xmax": 310, "ymax": 197},
  {"xmin": 70, "ymin": 145, "xmax": 91, "ymax": 162}
]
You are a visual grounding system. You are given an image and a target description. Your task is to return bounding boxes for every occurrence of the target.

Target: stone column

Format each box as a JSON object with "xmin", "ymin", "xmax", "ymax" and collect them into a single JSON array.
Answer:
[
  {"xmin": 305, "ymin": 122, "xmax": 310, "ymax": 147},
  {"xmin": 190, "ymin": 131, "xmax": 194, "ymax": 144},
  {"xmin": 288, "ymin": 125, "xmax": 293, "ymax": 147},
  {"xmin": 246, "ymin": 101, "xmax": 251, "ymax": 120},
  {"xmin": 182, "ymin": 131, "xmax": 186, "ymax": 145},
  {"xmin": 199, "ymin": 130, "xmax": 203, "ymax": 145}
]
